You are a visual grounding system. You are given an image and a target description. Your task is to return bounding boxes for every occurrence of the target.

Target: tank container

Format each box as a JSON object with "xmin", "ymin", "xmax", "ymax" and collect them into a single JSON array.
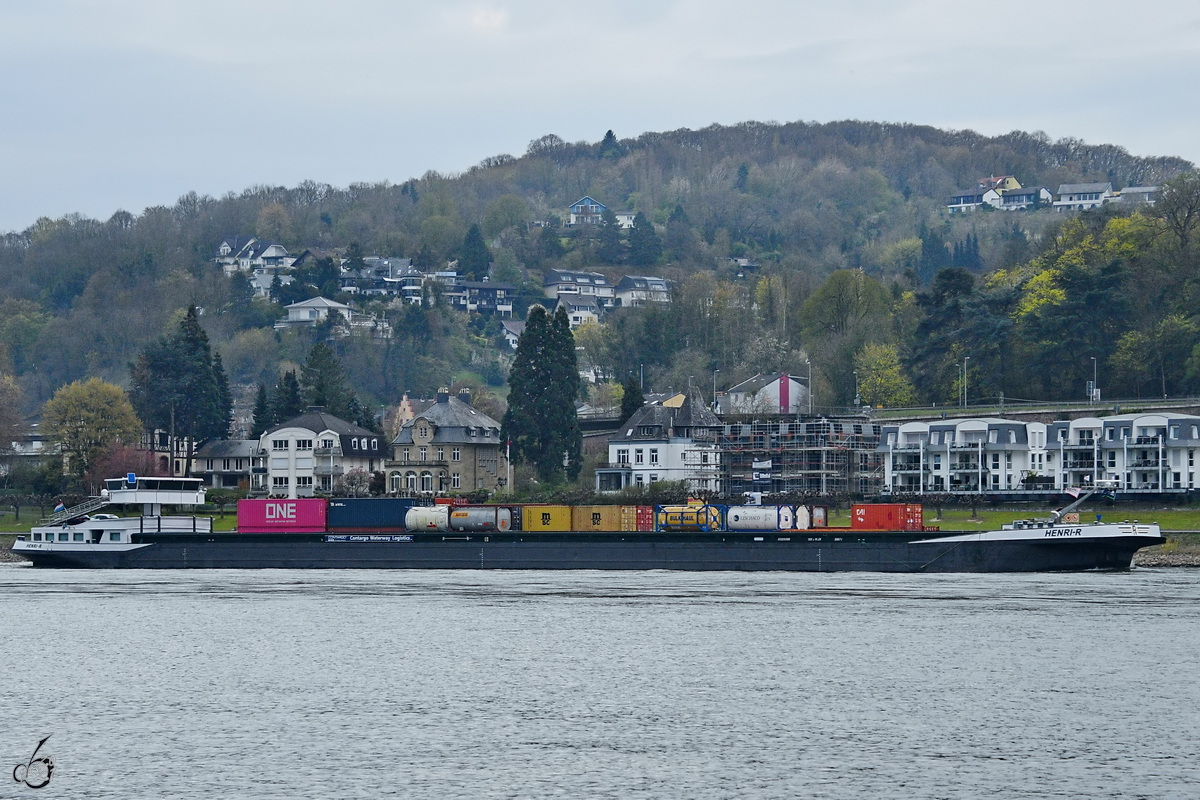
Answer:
[
  {"xmin": 449, "ymin": 506, "xmax": 512, "ymax": 532},
  {"xmin": 655, "ymin": 505, "xmax": 724, "ymax": 531},
  {"xmin": 405, "ymin": 505, "xmax": 450, "ymax": 531},
  {"xmin": 725, "ymin": 505, "xmax": 795, "ymax": 531}
]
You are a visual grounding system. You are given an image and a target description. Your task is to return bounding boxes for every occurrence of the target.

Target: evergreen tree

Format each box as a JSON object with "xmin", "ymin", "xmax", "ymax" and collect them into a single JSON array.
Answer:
[
  {"xmin": 269, "ymin": 370, "xmax": 303, "ymax": 423},
  {"xmin": 548, "ymin": 305, "xmax": 583, "ymax": 480},
  {"xmin": 917, "ymin": 226, "xmax": 952, "ymax": 285},
  {"xmin": 664, "ymin": 204, "xmax": 694, "ymax": 261},
  {"xmin": 250, "ymin": 382, "xmax": 271, "ymax": 438},
  {"xmin": 597, "ymin": 208, "xmax": 625, "ymax": 264},
  {"xmin": 619, "ymin": 375, "xmax": 644, "ymax": 424},
  {"xmin": 344, "ymin": 241, "xmax": 366, "ymax": 273},
  {"xmin": 735, "ymin": 163, "xmax": 750, "ymax": 191},
  {"xmin": 598, "ymin": 129, "xmax": 623, "ymax": 159},
  {"xmin": 414, "ymin": 244, "xmax": 434, "ymax": 270},
  {"xmin": 459, "ymin": 223, "xmax": 491, "ymax": 281},
  {"xmin": 539, "ymin": 226, "xmax": 566, "ymax": 260},
  {"xmin": 502, "ymin": 305, "xmax": 582, "ymax": 483},
  {"xmin": 628, "ymin": 212, "xmax": 663, "ymax": 266},
  {"xmin": 301, "ymin": 341, "xmax": 353, "ymax": 418},
  {"xmin": 129, "ymin": 306, "xmax": 230, "ymax": 475},
  {"xmin": 212, "ymin": 351, "xmax": 232, "ymax": 439}
]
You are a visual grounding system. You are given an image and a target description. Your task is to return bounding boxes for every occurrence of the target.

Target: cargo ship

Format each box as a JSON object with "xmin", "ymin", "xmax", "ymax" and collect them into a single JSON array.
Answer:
[{"xmin": 11, "ymin": 476, "xmax": 1164, "ymax": 572}]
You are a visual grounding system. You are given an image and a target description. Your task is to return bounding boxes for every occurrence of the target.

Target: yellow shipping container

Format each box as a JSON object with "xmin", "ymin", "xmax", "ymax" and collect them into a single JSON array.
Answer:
[
  {"xmin": 521, "ymin": 505, "xmax": 572, "ymax": 531},
  {"xmin": 619, "ymin": 505, "xmax": 640, "ymax": 531},
  {"xmin": 572, "ymin": 505, "xmax": 622, "ymax": 532}
]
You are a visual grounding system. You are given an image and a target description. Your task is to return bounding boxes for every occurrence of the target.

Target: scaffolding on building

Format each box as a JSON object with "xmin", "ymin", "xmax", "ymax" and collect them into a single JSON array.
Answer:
[{"xmin": 717, "ymin": 417, "xmax": 884, "ymax": 497}]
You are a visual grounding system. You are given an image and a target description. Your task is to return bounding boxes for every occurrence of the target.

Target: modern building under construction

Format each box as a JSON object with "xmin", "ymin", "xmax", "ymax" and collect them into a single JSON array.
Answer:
[{"xmin": 718, "ymin": 417, "xmax": 884, "ymax": 497}]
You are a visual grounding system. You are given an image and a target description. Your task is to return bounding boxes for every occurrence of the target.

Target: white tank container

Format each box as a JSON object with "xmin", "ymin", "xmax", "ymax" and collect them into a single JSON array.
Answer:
[
  {"xmin": 811, "ymin": 506, "xmax": 827, "ymax": 528},
  {"xmin": 449, "ymin": 507, "xmax": 512, "ymax": 532},
  {"xmin": 793, "ymin": 505, "xmax": 811, "ymax": 530},
  {"xmin": 725, "ymin": 505, "xmax": 794, "ymax": 531},
  {"xmin": 405, "ymin": 505, "xmax": 449, "ymax": 531}
]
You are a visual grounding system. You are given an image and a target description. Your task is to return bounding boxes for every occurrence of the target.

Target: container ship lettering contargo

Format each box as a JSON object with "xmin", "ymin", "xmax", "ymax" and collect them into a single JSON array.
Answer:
[{"xmin": 12, "ymin": 476, "xmax": 1164, "ymax": 572}]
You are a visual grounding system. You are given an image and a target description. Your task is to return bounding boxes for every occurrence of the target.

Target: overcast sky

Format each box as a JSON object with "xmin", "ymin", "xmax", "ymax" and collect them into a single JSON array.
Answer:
[{"xmin": 2, "ymin": 0, "xmax": 1197, "ymax": 232}]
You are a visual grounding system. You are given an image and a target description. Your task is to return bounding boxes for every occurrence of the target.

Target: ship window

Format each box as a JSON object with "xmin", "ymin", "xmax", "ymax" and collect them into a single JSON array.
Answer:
[
  {"xmin": 109, "ymin": 532, "xmax": 121, "ymax": 541},
  {"xmin": 59, "ymin": 532, "xmax": 69, "ymax": 541},
  {"xmin": 31, "ymin": 533, "xmax": 40, "ymax": 541},
  {"xmin": 73, "ymin": 532, "xmax": 85, "ymax": 541}
]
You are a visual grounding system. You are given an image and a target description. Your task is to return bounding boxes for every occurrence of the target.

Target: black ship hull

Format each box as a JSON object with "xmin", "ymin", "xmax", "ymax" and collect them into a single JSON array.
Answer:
[{"xmin": 15, "ymin": 530, "xmax": 1164, "ymax": 572}]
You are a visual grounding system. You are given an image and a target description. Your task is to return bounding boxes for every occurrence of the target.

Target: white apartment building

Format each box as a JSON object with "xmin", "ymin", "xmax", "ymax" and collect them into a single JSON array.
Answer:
[
  {"xmin": 258, "ymin": 409, "xmax": 385, "ymax": 498},
  {"xmin": 595, "ymin": 395, "xmax": 721, "ymax": 493},
  {"xmin": 880, "ymin": 413, "xmax": 1200, "ymax": 496}
]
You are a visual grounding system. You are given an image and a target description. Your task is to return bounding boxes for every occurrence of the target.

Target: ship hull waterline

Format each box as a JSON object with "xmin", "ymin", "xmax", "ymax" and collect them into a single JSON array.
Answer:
[{"xmin": 13, "ymin": 530, "xmax": 1164, "ymax": 572}]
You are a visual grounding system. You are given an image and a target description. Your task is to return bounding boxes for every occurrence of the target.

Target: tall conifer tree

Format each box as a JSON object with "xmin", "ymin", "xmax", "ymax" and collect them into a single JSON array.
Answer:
[
  {"xmin": 130, "ymin": 306, "xmax": 231, "ymax": 475},
  {"xmin": 459, "ymin": 223, "xmax": 491, "ymax": 281},
  {"xmin": 250, "ymin": 383, "xmax": 271, "ymax": 438},
  {"xmin": 502, "ymin": 305, "xmax": 582, "ymax": 482}
]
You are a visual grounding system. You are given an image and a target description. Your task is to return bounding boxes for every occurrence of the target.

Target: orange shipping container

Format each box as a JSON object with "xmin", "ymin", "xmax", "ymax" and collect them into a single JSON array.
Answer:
[
  {"xmin": 521, "ymin": 505, "xmax": 572, "ymax": 531},
  {"xmin": 572, "ymin": 505, "xmax": 621, "ymax": 531}
]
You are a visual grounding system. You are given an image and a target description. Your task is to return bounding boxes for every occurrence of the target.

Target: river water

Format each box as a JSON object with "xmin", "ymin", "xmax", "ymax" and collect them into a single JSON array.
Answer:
[{"xmin": 1, "ymin": 566, "xmax": 1197, "ymax": 799}]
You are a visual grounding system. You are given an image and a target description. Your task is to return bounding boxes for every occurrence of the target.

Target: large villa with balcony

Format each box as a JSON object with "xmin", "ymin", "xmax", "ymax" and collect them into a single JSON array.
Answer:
[
  {"xmin": 879, "ymin": 413, "xmax": 1200, "ymax": 497},
  {"xmin": 255, "ymin": 409, "xmax": 386, "ymax": 498}
]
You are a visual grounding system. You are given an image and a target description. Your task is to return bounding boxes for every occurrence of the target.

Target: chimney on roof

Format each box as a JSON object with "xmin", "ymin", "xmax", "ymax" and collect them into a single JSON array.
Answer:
[
  {"xmin": 458, "ymin": 388, "xmax": 472, "ymax": 406},
  {"xmin": 436, "ymin": 387, "xmax": 450, "ymax": 404}
]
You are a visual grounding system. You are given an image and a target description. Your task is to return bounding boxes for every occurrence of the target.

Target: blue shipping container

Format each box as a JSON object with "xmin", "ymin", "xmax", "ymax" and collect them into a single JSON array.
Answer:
[{"xmin": 327, "ymin": 498, "xmax": 421, "ymax": 531}]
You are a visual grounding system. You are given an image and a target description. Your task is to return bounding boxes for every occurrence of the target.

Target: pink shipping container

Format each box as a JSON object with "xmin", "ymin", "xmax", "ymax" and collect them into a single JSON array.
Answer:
[{"xmin": 238, "ymin": 498, "xmax": 328, "ymax": 532}]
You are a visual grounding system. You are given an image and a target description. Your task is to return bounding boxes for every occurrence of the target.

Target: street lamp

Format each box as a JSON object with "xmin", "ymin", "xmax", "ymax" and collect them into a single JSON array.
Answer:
[
  {"xmin": 963, "ymin": 356, "xmax": 970, "ymax": 409},
  {"xmin": 1091, "ymin": 356, "xmax": 1098, "ymax": 404},
  {"xmin": 806, "ymin": 358, "xmax": 813, "ymax": 415},
  {"xmin": 853, "ymin": 370, "xmax": 860, "ymax": 407}
]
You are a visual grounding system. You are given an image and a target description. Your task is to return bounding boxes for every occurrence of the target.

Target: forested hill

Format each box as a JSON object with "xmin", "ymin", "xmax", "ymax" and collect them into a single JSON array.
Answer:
[{"xmin": 0, "ymin": 119, "xmax": 1195, "ymax": 416}]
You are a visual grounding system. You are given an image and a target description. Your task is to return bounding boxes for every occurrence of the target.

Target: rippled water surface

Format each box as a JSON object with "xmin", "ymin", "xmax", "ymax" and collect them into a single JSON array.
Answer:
[{"xmin": 1, "ymin": 566, "xmax": 1198, "ymax": 799}]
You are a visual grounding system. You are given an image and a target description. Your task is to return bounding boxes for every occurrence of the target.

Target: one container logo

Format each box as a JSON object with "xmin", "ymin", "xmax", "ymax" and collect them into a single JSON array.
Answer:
[{"xmin": 265, "ymin": 502, "xmax": 296, "ymax": 520}]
